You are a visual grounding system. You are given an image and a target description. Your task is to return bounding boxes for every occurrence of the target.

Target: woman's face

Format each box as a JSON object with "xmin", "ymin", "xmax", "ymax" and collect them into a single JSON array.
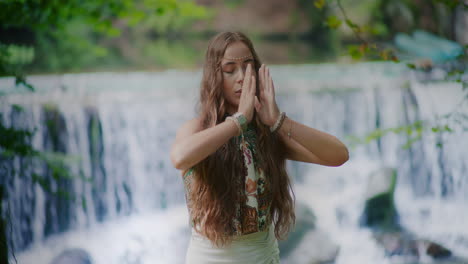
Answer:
[{"xmin": 221, "ymin": 41, "xmax": 256, "ymax": 115}]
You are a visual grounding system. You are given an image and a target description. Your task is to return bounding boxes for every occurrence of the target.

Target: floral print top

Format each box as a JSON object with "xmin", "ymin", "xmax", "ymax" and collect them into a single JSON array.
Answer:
[{"xmin": 182, "ymin": 123, "xmax": 272, "ymax": 236}]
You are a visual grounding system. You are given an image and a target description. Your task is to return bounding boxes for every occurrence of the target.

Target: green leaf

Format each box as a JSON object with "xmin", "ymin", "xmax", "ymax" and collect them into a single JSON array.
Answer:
[
  {"xmin": 314, "ymin": 0, "xmax": 326, "ymax": 9},
  {"xmin": 345, "ymin": 19, "xmax": 358, "ymax": 29},
  {"xmin": 444, "ymin": 125, "xmax": 453, "ymax": 132},
  {"xmin": 156, "ymin": 7, "xmax": 165, "ymax": 15},
  {"xmin": 405, "ymin": 126, "xmax": 413, "ymax": 135},
  {"xmin": 380, "ymin": 49, "xmax": 392, "ymax": 61},
  {"xmin": 326, "ymin": 15, "xmax": 342, "ymax": 29},
  {"xmin": 370, "ymin": 23, "xmax": 388, "ymax": 36},
  {"xmin": 406, "ymin": 63, "xmax": 416, "ymax": 69},
  {"xmin": 348, "ymin": 45, "xmax": 362, "ymax": 60}
]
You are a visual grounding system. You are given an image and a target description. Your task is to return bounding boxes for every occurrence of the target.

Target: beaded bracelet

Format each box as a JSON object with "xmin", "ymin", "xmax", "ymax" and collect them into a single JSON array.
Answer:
[
  {"xmin": 270, "ymin": 112, "xmax": 286, "ymax": 133},
  {"xmin": 226, "ymin": 116, "xmax": 242, "ymax": 135},
  {"xmin": 227, "ymin": 112, "xmax": 248, "ymax": 135},
  {"xmin": 233, "ymin": 112, "xmax": 248, "ymax": 132}
]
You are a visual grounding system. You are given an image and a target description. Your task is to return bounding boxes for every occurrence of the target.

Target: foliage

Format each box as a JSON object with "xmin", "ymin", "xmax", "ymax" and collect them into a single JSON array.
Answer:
[
  {"xmin": 0, "ymin": 0, "xmax": 210, "ymax": 76},
  {"xmin": 0, "ymin": 1, "xmax": 209, "ymax": 261},
  {"xmin": 314, "ymin": 0, "xmax": 467, "ymax": 149}
]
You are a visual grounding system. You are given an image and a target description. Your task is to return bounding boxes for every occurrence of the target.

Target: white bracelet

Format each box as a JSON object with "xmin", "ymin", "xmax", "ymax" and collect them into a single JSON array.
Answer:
[
  {"xmin": 226, "ymin": 116, "xmax": 242, "ymax": 135},
  {"xmin": 270, "ymin": 112, "xmax": 286, "ymax": 133}
]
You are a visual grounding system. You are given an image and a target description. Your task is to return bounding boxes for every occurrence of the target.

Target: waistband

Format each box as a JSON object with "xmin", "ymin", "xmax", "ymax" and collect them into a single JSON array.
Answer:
[{"xmin": 191, "ymin": 225, "xmax": 274, "ymax": 243}]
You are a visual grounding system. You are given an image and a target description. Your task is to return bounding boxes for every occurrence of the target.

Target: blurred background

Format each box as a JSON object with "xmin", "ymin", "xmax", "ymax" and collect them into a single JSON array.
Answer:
[{"xmin": 1, "ymin": 0, "xmax": 467, "ymax": 263}]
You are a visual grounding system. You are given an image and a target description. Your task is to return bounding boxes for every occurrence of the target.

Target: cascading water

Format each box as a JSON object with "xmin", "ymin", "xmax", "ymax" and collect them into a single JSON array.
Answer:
[{"xmin": 0, "ymin": 62, "xmax": 466, "ymax": 264}]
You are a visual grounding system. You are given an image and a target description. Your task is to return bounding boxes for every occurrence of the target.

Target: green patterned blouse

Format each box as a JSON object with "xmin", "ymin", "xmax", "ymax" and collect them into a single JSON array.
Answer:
[{"xmin": 182, "ymin": 123, "xmax": 273, "ymax": 236}]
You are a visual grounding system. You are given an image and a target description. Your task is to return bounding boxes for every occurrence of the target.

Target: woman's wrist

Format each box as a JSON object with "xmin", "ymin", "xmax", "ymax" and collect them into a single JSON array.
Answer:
[
  {"xmin": 226, "ymin": 112, "xmax": 248, "ymax": 136},
  {"xmin": 233, "ymin": 112, "xmax": 248, "ymax": 132},
  {"xmin": 270, "ymin": 112, "xmax": 286, "ymax": 133}
]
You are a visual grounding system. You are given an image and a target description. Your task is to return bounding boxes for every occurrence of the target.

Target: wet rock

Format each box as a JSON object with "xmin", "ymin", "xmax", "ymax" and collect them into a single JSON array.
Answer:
[
  {"xmin": 50, "ymin": 248, "xmax": 93, "ymax": 264},
  {"xmin": 374, "ymin": 231, "xmax": 453, "ymax": 261},
  {"xmin": 426, "ymin": 241, "xmax": 452, "ymax": 258},
  {"xmin": 279, "ymin": 202, "xmax": 339, "ymax": 264},
  {"xmin": 360, "ymin": 168, "xmax": 399, "ymax": 230},
  {"xmin": 279, "ymin": 202, "xmax": 316, "ymax": 257},
  {"xmin": 362, "ymin": 168, "xmax": 459, "ymax": 262}
]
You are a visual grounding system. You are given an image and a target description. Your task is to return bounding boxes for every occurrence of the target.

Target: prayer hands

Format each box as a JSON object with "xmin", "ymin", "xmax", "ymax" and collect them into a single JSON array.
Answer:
[{"xmin": 237, "ymin": 64, "xmax": 256, "ymax": 123}]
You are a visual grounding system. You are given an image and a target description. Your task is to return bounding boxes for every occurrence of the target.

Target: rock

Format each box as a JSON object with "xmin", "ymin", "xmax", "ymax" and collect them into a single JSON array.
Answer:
[
  {"xmin": 360, "ymin": 168, "xmax": 399, "ymax": 230},
  {"xmin": 363, "ymin": 168, "xmax": 457, "ymax": 262},
  {"xmin": 50, "ymin": 248, "xmax": 93, "ymax": 264},
  {"xmin": 374, "ymin": 231, "xmax": 453, "ymax": 260},
  {"xmin": 279, "ymin": 202, "xmax": 316, "ymax": 257},
  {"xmin": 279, "ymin": 202, "xmax": 339, "ymax": 263},
  {"xmin": 426, "ymin": 241, "xmax": 452, "ymax": 258}
]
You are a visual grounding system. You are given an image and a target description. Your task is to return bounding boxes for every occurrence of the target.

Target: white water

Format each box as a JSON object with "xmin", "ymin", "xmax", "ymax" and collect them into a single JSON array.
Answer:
[
  {"xmin": 16, "ymin": 206, "xmax": 190, "ymax": 264},
  {"xmin": 1, "ymin": 62, "xmax": 466, "ymax": 264}
]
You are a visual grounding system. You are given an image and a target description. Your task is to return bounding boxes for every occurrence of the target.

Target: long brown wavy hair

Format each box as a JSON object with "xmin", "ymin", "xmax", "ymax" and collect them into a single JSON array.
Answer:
[{"xmin": 188, "ymin": 31, "xmax": 295, "ymax": 246}]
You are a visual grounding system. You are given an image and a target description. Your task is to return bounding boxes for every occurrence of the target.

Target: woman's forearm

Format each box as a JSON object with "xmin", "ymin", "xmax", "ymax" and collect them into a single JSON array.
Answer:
[
  {"xmin": 277, "ymin": 117, "xmax": 349, "ymax": 165},
  {"xmin": 170, "ymin": 120, "xmax": 239, "ymax": 171}
]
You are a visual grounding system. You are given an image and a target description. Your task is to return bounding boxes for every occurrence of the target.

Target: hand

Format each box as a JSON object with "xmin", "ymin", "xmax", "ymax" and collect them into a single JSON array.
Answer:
[
  {"xmin": 237, "ymin": 64, "xmax": 256, "ymax": 123},
  {"xmin": 256, "ymin": 64, "xmax": 280, "ymax": 127}
]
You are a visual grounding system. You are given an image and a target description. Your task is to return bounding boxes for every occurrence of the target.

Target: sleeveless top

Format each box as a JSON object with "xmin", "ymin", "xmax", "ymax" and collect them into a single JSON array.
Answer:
[{"xmin": 182, "ymin": 123, "xmax": 273, "ymax": 236}]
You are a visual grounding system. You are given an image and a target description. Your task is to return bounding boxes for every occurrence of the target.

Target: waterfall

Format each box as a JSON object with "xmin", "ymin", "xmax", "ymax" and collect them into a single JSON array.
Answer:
[{"xmin": 0, "ymin": 62, "xmax": 466, "ymax": 263}]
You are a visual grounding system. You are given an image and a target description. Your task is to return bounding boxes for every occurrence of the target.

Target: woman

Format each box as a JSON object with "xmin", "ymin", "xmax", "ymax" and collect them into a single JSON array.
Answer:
[{"xmin": 170, "ymin": 32, "xmax": 349, "ymax": 264}]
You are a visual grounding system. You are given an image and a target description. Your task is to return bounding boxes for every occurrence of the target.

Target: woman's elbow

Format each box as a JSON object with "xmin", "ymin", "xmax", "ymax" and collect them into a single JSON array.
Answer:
[
  {"xmin": 170, "ymin": 148, "xmax": 186, "ymax": 170},
  {"xmin": 331, "ymin": 147, "xmax": 349, "ymax": 167},
  {"xmin": 327, "ymin": 147, "xmax": 349, "ymax": 167}
]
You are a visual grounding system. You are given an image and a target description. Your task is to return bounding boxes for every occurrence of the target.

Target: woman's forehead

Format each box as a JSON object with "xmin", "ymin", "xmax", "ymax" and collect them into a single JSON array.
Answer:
[{"xmin": 223, "ymin": 42, "xmax": 252, "ymax": 61}]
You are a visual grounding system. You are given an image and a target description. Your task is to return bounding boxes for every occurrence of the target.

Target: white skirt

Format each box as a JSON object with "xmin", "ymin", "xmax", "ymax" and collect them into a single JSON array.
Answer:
[{"xmin": 185, "ymin": 226, "xmax": 280, "ymax": 264}]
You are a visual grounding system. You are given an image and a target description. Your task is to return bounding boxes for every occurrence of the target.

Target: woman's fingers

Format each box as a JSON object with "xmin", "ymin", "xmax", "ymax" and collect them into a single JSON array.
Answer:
[
  {"xmin": 243, "ymin": 64, "xmax": 252, "ymax": 92},
  {"xmin": 270, "ymin": 74, "xmax": 275, "ymax": 97},
  {"xmin": 250, "ymin": 75, "xmax": 256, "ymax": 97},
  {"xmin": 255, "ymin": 96, "xmax": 261, "ymax": 111},
  {"xmin": 259, "ymin": 64, "xmax": 265, "ymax": 92},
  {"xmin": 266, "ymin": 67, "xmax": 271, "ymax": 92}
]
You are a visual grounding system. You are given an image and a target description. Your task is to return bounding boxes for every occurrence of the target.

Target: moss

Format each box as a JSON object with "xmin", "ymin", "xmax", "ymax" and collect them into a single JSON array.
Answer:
[{"xmin": 362, "ymin": 169, "xmax": 400, "ymax": 231}]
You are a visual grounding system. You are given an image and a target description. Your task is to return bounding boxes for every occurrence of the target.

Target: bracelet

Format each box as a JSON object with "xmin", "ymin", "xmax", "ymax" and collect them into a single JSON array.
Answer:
[
  {"xmin": 270, "ymin": 112, "xmax": 286, "ymax": 133},
  {"xmin": 233, "ymin": 112, "xmax": 248, "ymax": 132},
  {"xmin": 226, "ymin": 116, "xmax": 242, "ymax": 135},
  {"xmin": 227, "ymin": 112, "xmax": 248, "ymax": 135}
]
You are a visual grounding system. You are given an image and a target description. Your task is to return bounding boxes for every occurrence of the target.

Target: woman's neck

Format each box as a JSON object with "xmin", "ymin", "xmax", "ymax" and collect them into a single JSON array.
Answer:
[{"xmin": 225, "ymin": 105, "xmax": 237, "ymax": 116}]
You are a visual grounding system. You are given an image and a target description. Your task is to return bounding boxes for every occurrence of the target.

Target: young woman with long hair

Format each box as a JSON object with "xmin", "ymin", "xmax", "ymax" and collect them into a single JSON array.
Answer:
[{"xmin": 170, "ymin": 31, "xmax": 349, "ymax": 263}]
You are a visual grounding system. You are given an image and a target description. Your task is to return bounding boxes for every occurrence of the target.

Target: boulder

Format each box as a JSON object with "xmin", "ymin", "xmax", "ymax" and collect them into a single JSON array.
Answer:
[
  {"xmin": 279, "ymin": 202, "xmax": 316, "ymax": 257},
  {"xmin": 374, "ymin": 231, "xmax": 453, "ymax": 259},
  {"xmin": 279, "ymin": 202, "xmax": 339, "ymax": 263},
  {"xmin": 50, "ymin": 248, "xmax": 93, "ymax": 264},
  {"xmin": 360, "ymin": 167, "xmax": 399, "ymax": 230}
]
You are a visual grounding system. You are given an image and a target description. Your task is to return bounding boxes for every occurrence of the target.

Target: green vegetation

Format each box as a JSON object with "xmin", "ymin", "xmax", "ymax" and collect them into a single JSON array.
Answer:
[
  {"xmin": 0, "ymin": 0, "xmax": 209, "ymax": 261},
  {"xmin": 0, "ymin": 0, "xmax": 467, "ymax": 262},
  {"xmin": 316, "ymin": 0, "xmax": 467, "ymax": 149}
]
